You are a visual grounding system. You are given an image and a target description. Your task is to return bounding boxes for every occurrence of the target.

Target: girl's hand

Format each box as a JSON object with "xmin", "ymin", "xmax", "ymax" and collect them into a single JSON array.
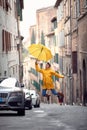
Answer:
[{"xmin": 35, "ymin": 59, "xmax": 38, "ymax": 65}]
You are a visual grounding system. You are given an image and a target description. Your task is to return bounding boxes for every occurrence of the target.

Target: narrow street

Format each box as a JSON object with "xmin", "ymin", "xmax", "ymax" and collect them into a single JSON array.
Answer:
[{"xmin": 0, "ymin": 103, "xmax": 87, "ymax": 130}]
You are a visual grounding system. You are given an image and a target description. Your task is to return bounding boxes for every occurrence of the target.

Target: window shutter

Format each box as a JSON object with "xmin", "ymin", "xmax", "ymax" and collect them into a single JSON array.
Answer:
[
  {"xmin": 72, "ymin": 51, "xmax": 77, "ymax": 73},
  {"xmin": 2, "ymin": 30, "xmax": 4, "ymax": 51},
  {"xmin": 5, "ymin": 31, "xmax": 8, "ymax": 53},
  {"xmin": 0, "ymin": 0, "xmax": 2, "ymax": 6}
]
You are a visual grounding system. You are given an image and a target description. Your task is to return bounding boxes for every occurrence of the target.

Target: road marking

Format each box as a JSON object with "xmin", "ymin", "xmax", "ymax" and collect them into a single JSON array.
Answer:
[
  {"xmin": 51, "ymin": 119, "xmax": 76, "ymax": 130},
  {"xmin": 33, "ymin": 110, "xmax": 47, "ymax": 117},
  {"xmin": 33, "ymin": 110, "xmax": 44, "ymax": 113}
]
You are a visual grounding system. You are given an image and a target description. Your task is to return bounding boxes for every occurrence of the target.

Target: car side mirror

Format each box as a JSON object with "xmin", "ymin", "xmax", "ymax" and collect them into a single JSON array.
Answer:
[
  {"xmin": 30, "ymin": 94, "xmax": 33, "ymax": 97},
  {"xmin": 21, "ymin": 83, "xmax": 24, "ymax": 88}
]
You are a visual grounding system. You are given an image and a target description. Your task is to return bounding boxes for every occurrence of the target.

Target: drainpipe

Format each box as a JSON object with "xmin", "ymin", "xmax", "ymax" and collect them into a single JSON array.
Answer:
[{"xmin": 70, "ymin": 0, "xmax": 73, "ymax": 105}]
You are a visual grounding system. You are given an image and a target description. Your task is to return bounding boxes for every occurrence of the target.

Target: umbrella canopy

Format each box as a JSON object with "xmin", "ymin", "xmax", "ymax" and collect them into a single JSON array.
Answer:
[{"xmin": 28, "ymin": 43, "xmax": 53, "ymax": 61}]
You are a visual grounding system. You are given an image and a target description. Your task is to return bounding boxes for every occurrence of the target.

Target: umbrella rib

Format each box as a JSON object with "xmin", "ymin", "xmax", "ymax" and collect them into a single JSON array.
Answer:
[
  {"xmin": 29, "ymin": 47, "xmax": 40, "ymax": 54},
  {"xmin": 38, "ymin": 47, "xmax": 43, "ymax": 59}
]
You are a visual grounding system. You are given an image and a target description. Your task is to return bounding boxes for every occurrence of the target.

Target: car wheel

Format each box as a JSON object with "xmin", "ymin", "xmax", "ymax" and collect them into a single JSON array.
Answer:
[
  {"xmin": 34, "ymin": 100, "xmax": 38, "ymax": 108},
  {"xmin": 17, "ymin": 109, "xmax": 25, "ymax": 116},
  {"xmin": 34, "ymin": 105, "xmax": 36, "ymax": 108},
  {"xmin": 34, "ymin": 101, "xmax": 40, "ymax": 108},
  {"xmin": 38, "ymin": 103, "xmax": 40, "ymax": 107},
  {"xmin": 28, "ymin": 105, "xmax": 32, "ymax": 110},
  {"xmin": 37, "ymin": 102, "xmax": 40, "ymax": 107},
  {"xmin": 34, "ymin": 103, "xmax": 38, "ymax": 108}
]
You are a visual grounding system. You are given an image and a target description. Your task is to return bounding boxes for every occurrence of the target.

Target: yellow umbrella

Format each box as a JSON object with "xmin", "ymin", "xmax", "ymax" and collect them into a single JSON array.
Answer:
[{"xmin": 28, "ymin": 43, "xmax": 53, "ymax": 61}]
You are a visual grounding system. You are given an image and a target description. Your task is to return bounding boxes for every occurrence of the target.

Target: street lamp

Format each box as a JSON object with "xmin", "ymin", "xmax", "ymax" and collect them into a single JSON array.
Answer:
[{"xmin": 15, "ymin": 36, "xmax": 20, "ymax": 50}]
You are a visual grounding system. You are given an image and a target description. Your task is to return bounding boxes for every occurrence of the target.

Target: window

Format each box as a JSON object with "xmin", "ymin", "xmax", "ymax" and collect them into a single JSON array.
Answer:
[
  {"xmin": 57, "ymin": 1, "xmax": 64, "ymax": 23},
  {"xmin": 13, "ymin": 67, "xmax": 15, "ymax": 75},
  {"xmin": 15, "ymin": 81, "xmax": 20, "ymax": 87},
  {"xmin": 64, "ymin": 0, "xmax": 70, "ymax": 19},
  {"xmin": 54, "ymin": 20, "xmax": 57, "ymax": 29},
  {"xmin": 2, "ymin": 30, "xmax": 5, "ymax": 52},
  {"xmin": 33, "ymin": 80, "xmax": 40, "ymax": 91},
  {"xmin": 58, "ymin": 30, "xmax": 65, "ymax": 47},
  {"xmin": 59, "ymin": 56, "xmax": 63, "ymax": 72},
  {"xmin": 54, "ymin": 53, "xmax": 58, "ymax": 63},
  {"xmin": 65, "ymin": 35, "xmax": 71, "ymax": 55},
  {"xmin": 2, "ymin": 30, "xmax": 11, "ymax": 53},
  {"xmin": 72, "ymin": 51, "xmax": 77, "ymax": 73},
  {"xmin": 84, "ymin": 0, "xmax": 87, "ymax": 7},
  {"xmin": 14, "ymin": 1, "xmax": 17, "ymax": 19},
  {"xmin": 73, "ymin": 1, "xmax": 77, "ymax": 19},
  {"xmin": 31, "ymin": 68, "xmax": 38, "ymax": 76},
  {"xmin": 1, "ymin": 0, "xmax": 11, "ymax": 11},
  {"xmin": 76, "ymin": 0, "xmax": 80, "ymax": 17},
  {"xmin": 0, "ymin": 0, "xmax": 2, "ymax": 6}
]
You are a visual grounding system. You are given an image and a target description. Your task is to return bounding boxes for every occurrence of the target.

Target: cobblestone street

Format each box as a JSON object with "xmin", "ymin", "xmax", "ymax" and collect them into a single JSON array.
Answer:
[{"xmin": 0, "ymin": 103, "xmax": 87, "ymax": 130}]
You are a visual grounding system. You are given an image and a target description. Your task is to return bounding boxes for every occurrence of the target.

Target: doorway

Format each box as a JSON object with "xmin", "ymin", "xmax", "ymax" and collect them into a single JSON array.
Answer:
[{"xmin": 83, "ymin": 59, "xmax": 87, "ymax": 105}]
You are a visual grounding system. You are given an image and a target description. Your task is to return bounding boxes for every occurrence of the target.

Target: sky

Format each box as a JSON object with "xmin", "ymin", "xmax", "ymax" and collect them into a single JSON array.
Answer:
[{"xmin": 20, "ymin": 0, "xmax": 56, "ymax": 41}]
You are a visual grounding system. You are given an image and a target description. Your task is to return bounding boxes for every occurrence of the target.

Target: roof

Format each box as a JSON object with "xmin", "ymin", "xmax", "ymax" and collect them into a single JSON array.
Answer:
[
  {"xmin": 51, "ymin": 17, "xmax": 57, "ymax": 22},
  {"xmin": 54, "ymin": 0, "xmax": 62, "ymax": 8}
]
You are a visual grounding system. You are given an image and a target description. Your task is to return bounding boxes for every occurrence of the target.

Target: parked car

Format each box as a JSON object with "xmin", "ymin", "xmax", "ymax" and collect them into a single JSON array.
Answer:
[
  {"xmin": 0, "ymin": 77, "xmax": 25, "ymax": 116},
  {"xmin": 29, "ymin": 90, "xmax": 40, "ymax": 108},
  {"xmin": 0, "ymin": 78, "xmax": 7, "ymax": 83},
  {"xmin": 23, "ymin": 88, "xmax": 32, "ymax": 110}
]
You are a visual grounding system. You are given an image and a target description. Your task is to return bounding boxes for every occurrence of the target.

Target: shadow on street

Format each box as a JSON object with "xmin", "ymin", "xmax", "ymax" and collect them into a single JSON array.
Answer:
[{"xmin": 0, "ymin": 112, "xmax": 19, "ymax": 117}]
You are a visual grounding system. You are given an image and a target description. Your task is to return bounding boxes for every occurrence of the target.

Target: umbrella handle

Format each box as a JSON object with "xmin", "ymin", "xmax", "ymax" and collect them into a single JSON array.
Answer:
[
  {"xmin": 35, "ymin": 60, "xmax": 38, "ymax": 65},
  {"xmin": 35, "ymin": 59, "xmax": 40, "ymax": 64}
]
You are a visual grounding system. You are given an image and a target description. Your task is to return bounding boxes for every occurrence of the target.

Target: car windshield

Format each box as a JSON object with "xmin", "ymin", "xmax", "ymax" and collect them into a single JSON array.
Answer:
[
  {"xmin": 0, "ymin": 78, "xmax": 17, "ymax": 88},
  {"xmin": 26, "ymin": 92, "xmax": 30, "ymax": 96}
]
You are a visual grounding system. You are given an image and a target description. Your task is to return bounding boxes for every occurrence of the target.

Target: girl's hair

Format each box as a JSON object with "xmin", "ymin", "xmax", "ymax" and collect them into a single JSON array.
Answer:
[{"xmin": 46, "ymin": 62, "xmax": 51, "ymax": 67}]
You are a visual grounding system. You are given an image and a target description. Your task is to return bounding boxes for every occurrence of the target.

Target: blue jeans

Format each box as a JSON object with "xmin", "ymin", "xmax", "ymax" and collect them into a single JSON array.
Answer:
[{"xmin": 42, "ymin": 89, "xmax": 58, "ymax": 96}]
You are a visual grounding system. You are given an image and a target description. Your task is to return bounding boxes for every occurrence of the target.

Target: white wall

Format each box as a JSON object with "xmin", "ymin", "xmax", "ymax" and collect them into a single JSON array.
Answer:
[{"xmin": 0, "ymin": 1, "xmax": 19, "ymax": 80}]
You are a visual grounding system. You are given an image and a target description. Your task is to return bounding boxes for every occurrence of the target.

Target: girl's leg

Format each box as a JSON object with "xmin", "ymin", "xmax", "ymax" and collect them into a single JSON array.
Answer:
[
  {"xmin": 51, "ymin": 89, "xmax": 64, "ymax": 103},
  {"xmin": 42, "ymin": 89, "xmax": 47, "ymax": 96},
  {"xmin": 51, "ymin": 89, "xmax": 58, "ymax": 95}
]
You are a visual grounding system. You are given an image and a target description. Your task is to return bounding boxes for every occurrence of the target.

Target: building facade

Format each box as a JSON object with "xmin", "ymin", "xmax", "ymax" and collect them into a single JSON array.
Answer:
[
  {"xmin": 55, "ymin": 0, "xmax": 87, "ymax": 105},
  {"xmin": 77, "ymin": 0, "xmax": 87, "ymax": 105},
  {"xmin": 23, "ymin": 0, "xmax": 87, "ymax": 105},
  {"xmin": 0, "ymin": 0, "xmax": 24, "ymax": 82},
  {"xmin": 28, "ymin": 6, "xmax": 58, "ymax": 102},
  {"xmin": 36, "ymin": 6, "xmax": 57, "ymax": 45}
]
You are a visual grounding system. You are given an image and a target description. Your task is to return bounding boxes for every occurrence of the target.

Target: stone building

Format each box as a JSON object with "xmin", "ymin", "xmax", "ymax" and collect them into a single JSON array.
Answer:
[
  {"xmin": 25, "ymin": 0, "xmax": 87, "ymax": 105},
  {"xmin": 55, "ymin": 0, "xmax": 72, "ymax": 104},
  {"xmin": 28, "ymin": 6, "xmax": 58, "ymax": 102},
  {"xmin": 55, "ymin": 0, "xmax": 87, "ymax": 105},
  {"xmin": 76, "ymin": 0, "xmax": 87, "ymax": 105},
  {"xmin": 68, "ymin": 0, "xmax": 87, "ymax": 105},
  {"xmin": 36, "ymin": 6, "xmax": 57, "ymax": 45},
  {"xmin": 0, "ymin": 0, "xmax": 24, "ymax": 82}
]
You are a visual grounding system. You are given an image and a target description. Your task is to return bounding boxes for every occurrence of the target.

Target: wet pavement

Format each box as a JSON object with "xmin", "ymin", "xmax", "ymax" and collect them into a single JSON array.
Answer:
[{"xmin": 0, "ymin": 103, "xmax": 87, "ymax": 130}]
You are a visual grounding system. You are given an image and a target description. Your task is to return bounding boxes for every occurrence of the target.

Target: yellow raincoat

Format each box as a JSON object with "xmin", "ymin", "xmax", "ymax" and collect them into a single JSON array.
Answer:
[{"xmin": 35, "ymin": 64, "xmax": 64, "ymax": 90}]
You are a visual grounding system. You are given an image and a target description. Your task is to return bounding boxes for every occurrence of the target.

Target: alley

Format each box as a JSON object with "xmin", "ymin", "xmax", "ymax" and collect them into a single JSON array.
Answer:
[{"xmin": 0, "ymin": 103, "xmax": 87, "ymax": 130}]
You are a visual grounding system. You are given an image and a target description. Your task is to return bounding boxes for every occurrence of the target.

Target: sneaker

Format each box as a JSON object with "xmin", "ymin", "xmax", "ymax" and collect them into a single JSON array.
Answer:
[{"xmin": 58, "ymin": 92, "xmax": 64, "ymax": 103}]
